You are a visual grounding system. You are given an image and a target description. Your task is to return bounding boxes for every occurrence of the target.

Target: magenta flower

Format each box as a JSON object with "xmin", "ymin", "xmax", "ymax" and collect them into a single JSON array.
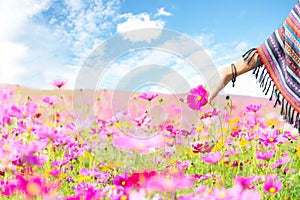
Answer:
[
  {"xmin": 246, "ymin": 104, "xmax": 262, "ymax": 113},
  {"xmin": 52, "ymin": 80, "xmax": 67, "ymax": 88},
  {"xmin": 72, "ymin": 182, "xmax": 99, "ymax": 199},
  {"xmin": 0, "ymin": 179, "xmax": 17, "ymax": 196},
  {"xmin": 113, "ymin": 131, "xmax": 165, "ymax": 153},
  {"xmin": 145, "ymin": 174, "xmax": 194, "ymax": 193},
  {"xmin": 16, "ymin": 175, "xmax": 57, "ymax": 198},
  {"xmin": 132, "ymin": 114, "xmax": 151, "ymax": 127},
  {"xmin": 113, "ymin": 173, "xmax": 131, "ymax": 188},
  {"xmin": 42, "ymin": 96, "xmax": 57, "ymax": 106},
  {"xmin": 257, "ymin": 128, "xmax": 285, "ymax": 146},
  {"xmin": 138, "ymin": 92, "xmax": 158, "ymax": 101},
  {"xmin": 202, "ymin": 151, "xmax": 222, "ymax": 164},
  {"xmin": 200, "ymin": 108, "xmax": 218, "ymax": 119},
  {"xmin": 80, "ymin": 168, "xmax": 109, "ymax": 182},
  {"xmin": 283, "ymin": 130, "xmax": 298, "ymax": 141},
  {"xmin": 234, "ymin": 176, "xmax": 259, "ymax": 190},
  {"xmin": 256, "ymin": 149, "xmax": 275, "ymax": 160},
  {"xmin": 191, "ymin": 141, "xmax": 214, "ymax": 153},
  {"xmin": 187, "ymin": 85, "xmax": 208, "ymax": 110},
  {"xmin": 263, "ymin": 178, "xmax": 283, "ymax": 194},
  {"xmin": 271, "ymin": 154, "xmax": 290, "ymax": 170}
]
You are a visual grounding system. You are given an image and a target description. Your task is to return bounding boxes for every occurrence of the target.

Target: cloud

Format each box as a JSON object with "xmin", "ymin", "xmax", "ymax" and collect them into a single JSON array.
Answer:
[
  {"xmin": 116, "ymin": 13, "xmax": 164, "ymax": 42},
  {"xmin": 0, "ymin": 0, "xmax": 49, "ymax": 84},
  {"xmin": 155, "ymin": 8, "xmax": 172, "ymax": 17},
  {"xmin": 0, "ymin": 0, "xmax": 122, "ymax": 89}
]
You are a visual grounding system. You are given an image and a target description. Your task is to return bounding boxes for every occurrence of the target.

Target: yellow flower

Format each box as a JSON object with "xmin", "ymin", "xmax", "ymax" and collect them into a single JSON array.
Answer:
[
  {"xmin": 228, "ymin": 118, "xmax": 240, "ymax": 125},
  {"xmin": 132, "ymin": 93, "xmax": 138, "ymax": 99},
  {"xmin": 296, "ymin": 146, "xmax": 300, "ymax": 156},
  {"xmin": 265, "ymin": 118, "xmax": 280, "ymax": 127},
  {"xmin": 239, "ymin": 139, "xmax": 249, "ymax": 146},
  {"xmin": 120, "ymin": 195, "xmax": 128, "ymax": 200},
  {"xmin": 212, "ymin": 139, "xmax": 223, "ymax": 152},
  {"xmin": 75, "ymin": 176, "xmax": 91, "ymax": 183},
  {"xmin": 59, "ymin": 173, "xmax": 68, "ymax": 180},
  {"xmin": 196, "ymin": 126, "xmax": 204, "ymax": 133}
]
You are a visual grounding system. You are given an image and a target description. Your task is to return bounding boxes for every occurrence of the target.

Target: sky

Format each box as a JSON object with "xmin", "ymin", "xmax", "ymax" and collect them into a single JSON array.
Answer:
[{"xmin": 0, "ymin": 0, "xmax": 297, "ymax": 97}]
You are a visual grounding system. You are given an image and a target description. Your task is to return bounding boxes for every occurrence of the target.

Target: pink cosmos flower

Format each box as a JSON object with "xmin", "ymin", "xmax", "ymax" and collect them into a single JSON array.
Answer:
[
  {"xmin": 132, "ymin": 114, "xmax": 151, "ymax": 127},
  {"xmin": 200, "ymin": 108, "xmax": 218, "ymax": 119},
  {"xmin": 283, "ymin": 130, "xmax": 297, "ymax": 141},
  {"xmin": 72, "ymin": 182, "xmax": 99, "ymax": 199},
  {"xmin": 256, "ymin": 149, "xmax": 275, "ymax": 160},
  {"xmin": 113, "ymin": 131, "xmax": 165, "ymax": 154},
  {"xmin": 52, "ymin": 80, "xmax": 67, "ymax": 88},
  {"xmin": 16, "ymin": 175, "xmax": 58, "ymax": 198},
  {"xmin": 263, "ymin": 178, "xmax": 283, "ymax": 194},
  {"xmin": 8, "ymin": 102, "xmax": 37, "ymax": 119},
  {"xmin": 0, "ymin": 88, "xmax": 13, "ymax": 100},
  {"xmin": 145, "ymin": 174, "xmax": 194, "ymax": 193},
  {"xmin": 187, "ymin": 85, "xmax": 208, "ymax": 110},
  {"xmin": 113, "ymin": 173, "xmax": 131, "ymax": 188},
  {"xmin": 202, "ymin": 151, "xmax": 222, "ymax": 164},
  {"xmin": 42, "ymin": 96, "xmax": 57, "ymax": 106},
  {"xmin": 246, "ymin": 104, "xmax": 262, "ymax": 113},
  {"xmin": 0, "ymin": 179, "xmax": 17, "ymax": 196},
  {"xmin": 193, "ymin": 173, "xmax": 213, "ymax": 181},
  {"xmin": 271, "ymin": 153, "xmax": 290, "ymax": 170},
  {"xmin": 234, "ymin": 176, "xmax": 259, "ymax": 190},
  {"xmin": 80, "ymin": 168, "xmax": 109, "ymax": 182},
  {"xmin": 191, "ymin": 141, "xmax": 214, "ymax": 153},
  {"xmin": 138, "ymin": 93, "xmax": 158, "ymax": 101},
  {"xmin": 257, "ymin": 128, "xmax": 285, "ymax": 146}
]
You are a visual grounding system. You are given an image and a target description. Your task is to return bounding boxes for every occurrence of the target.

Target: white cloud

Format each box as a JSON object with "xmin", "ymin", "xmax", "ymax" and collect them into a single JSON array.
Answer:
[
  {"xmin": 0, "ymin": 0, "xmax": 121, "ymax": 89},
  {"xmin": 117, "ymin": 13, "xmax": 164, "ymax": 33},
  {"xmin": 0, "ymin": 0, "xmax": 49, "ymax": 84},
  {"xmin": 117, "ymin": 13, "xmax": 164, "ymax": 42},
  {"xmin": 155, "ymin": 8, "xmax": 172, "ymax": 17}
]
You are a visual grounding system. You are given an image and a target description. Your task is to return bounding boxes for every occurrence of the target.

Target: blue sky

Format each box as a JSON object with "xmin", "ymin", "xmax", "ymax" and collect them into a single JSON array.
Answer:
[{"xmin": 0, "ymin": 0, "xmax": 297, "ymax": 97}]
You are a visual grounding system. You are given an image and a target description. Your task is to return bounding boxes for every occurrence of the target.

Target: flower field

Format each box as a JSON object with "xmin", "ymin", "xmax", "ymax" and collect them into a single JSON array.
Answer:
[{"xmin": 0, "ymin": 83, "xmax": 299, "ymax": 200}]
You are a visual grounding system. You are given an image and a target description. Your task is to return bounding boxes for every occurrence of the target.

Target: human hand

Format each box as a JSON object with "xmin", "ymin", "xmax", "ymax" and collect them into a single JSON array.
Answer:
[{"xmin": 206, "ymin": 66, "xmax": 232, "ymax": 104}]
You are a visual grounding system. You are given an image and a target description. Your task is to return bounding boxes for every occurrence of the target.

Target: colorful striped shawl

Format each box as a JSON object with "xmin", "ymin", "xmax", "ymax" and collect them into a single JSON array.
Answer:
[{"xmin": 250, "ymin": 1, "xmax": 300, "ymax": 131}]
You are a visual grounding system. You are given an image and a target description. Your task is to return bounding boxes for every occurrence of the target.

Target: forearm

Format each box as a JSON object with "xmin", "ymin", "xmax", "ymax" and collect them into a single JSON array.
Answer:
[{"xmin": 223, "ymin": 50, "xmax": 261, "ymax": 82}]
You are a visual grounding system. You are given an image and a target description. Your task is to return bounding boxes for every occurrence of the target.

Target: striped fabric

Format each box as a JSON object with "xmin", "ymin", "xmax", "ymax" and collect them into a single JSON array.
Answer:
[{"xmin": 251, "ymin": 1, "xmax": 300, "ymax": 131}]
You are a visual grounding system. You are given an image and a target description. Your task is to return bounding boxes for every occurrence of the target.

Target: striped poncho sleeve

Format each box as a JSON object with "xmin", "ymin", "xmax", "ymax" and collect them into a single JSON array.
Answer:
[{"xmin": 245, "ymin": 0, "xmax": 300, "ymax": 132}]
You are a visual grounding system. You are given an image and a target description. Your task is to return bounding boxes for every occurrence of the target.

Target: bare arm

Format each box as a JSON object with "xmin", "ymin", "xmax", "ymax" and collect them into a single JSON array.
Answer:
[{"xmin": 208, "ymin": 50, "xmax": 261, "ymax": 103}]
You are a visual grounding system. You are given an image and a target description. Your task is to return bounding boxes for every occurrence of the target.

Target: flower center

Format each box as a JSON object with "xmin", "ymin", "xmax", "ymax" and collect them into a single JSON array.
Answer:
[
  {"xmin": 121, "ymin": 181, "xmax": 126, "ymax": 186},
  {"xmin": 120, "ymin": 195, "xmax": 128, "ymax": 200},
  {"xmin": 269, "ymin": 186, "xmax": 276, "ymax": 193},
  {"xmin": 26, "ymin": 182, "xmax": 41, "ymax": 196},
  {"xmin": 197, "ymin": 95, "xmax": 202, "ymax": 101},
  {"xmin": 269, "ymin": 138, "xmax": 275, "ymax": 142}
]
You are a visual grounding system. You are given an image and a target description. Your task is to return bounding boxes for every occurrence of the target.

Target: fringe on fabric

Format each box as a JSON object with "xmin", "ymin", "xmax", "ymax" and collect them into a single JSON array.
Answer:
[{"xmin": 242, "ymin": 48, "xmax": 300, "ymax": 133}]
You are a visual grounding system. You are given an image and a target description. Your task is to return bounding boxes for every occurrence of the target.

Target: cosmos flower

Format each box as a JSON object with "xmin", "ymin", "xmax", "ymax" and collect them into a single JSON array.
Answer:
[
  {"xmin": 16, "ymin": 175, "xmax": 58, "ymax": 198},
  {"xmin": 202, "ymin": 151, "xmax": 222, "ymax": 164},
  {"xmin": 263, "ymin": 178, "xmax": 283, "ymax": 194},
  {"xmin": 187, "ymin": 85, "xmax": 208, "ymax": 110},
  {"xmin": 257, "ymin": 128, "xmax": 285, "ymax": 146},
  {"xmin": 271, "ymin": 153, "xmax": 290, "ymax": 170},
  {"xmin": 256, "ymin": 149, "xmax": 275, "ymax": 160},
  {"xmin": 234, "ymin": 176, "xmax": 259, "ymax": 190},
  {"xmin": 138, "ymin": 93, "xmax": 159, "ymax": 101},
  {"xmin": 113, "ymin": 173, "xmax": 131, "ymax": 188},
  {"xmin": 200, "ymin": 108, "xmax": 218, "ymax": 119},
  {"xmin": 52, "ymin": 80, "xmax": 67, "ymax": 88},
  {"xmin": 132, "ymin": 114, "xmax": 151, "ymax": 127},
  {"xmin": 42, "ymin": 96, "xmax": 57, "ymax": 106},
  {"xmin": 191, "ymin": 141, "xmax": 214, "ymax": 153},
  {"xmin": 246, "ymin": 104, "xmax": 262, "ymax": 113},
  {"xmin": 145, "ymin": 174, "xmax": 194, "ymax": 193}
]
